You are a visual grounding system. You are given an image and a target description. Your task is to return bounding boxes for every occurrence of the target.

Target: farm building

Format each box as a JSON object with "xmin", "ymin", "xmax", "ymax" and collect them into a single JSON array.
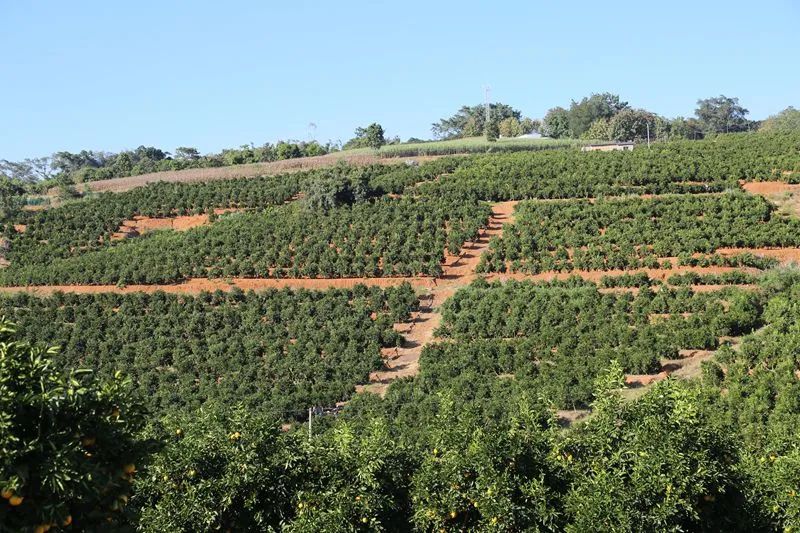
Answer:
[{"xmin": 581, "ymin": 142, "xmax": 635, "ymax": 152}]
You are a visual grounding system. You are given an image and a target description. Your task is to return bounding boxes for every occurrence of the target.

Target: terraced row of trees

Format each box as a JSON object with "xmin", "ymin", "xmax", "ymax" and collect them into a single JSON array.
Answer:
[
  {"xmin": 479, "ymin": 192, "xmax": 800, "ymax": 273},
  {"xmin": 1, "ymin": 160, "xmax": 472, "ymax": 282},
  {"xmin": 0, "ymin": 194, "xmax": 491, "ymax": 285},
  {"xmin": 412, "ymin": 279, "xmax": 760, "ymax": 408},
  {"xmin": 418, "ymin": 131, "xmax": 800, "ymax": 200},
  {"xmin": 0, "ymin": 284, "xmax": 417, "ymax": 416},
  {"xmin": 2, "ymin": 164, "xmax": 412, "ymax": 266},
  {"xmin": 10, "ymin": 274, "xmax": 800, "ymax": 531}
]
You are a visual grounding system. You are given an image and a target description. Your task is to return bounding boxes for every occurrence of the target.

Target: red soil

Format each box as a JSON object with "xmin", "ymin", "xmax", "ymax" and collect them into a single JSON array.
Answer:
[
  {"xmin": 357, "ymin": 201, "xmax": 518, "ymax": 396},
  {"xmin": 625, "ymin": 348, "xmax": 716, "ymax": 388},
  {"xmin": 111, "ymin": 209, "xmax": 238, "ymax": 241},
  {"xmin": 485, "ymin": 265, "xmax": 754, "ymax": 284},
  {"xmin": 715, "ymin": 247, "xmax": 800, "ymax": 264},
  {"xmin": 0, "ymin": 277, "xmax": 435, "ymax": 297},
  {"xmin": 741, "ymin": 181, "xmax": 800, "ymax": 196},
  {"xmin": 441, "ymin": 201, "xmax": 518, "ymax": 279}
]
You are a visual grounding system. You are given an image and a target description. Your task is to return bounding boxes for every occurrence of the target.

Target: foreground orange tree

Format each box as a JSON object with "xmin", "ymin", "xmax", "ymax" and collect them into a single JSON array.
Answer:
[{"xmin": 0, "ymin": 320, "xmax": 146, "ymax": 531}]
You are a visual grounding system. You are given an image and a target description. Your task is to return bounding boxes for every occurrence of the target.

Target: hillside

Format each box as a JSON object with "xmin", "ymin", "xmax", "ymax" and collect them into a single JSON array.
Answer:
[{"xmin": 3, "ymin": 131, "xmax": 800, "ymax": 531}]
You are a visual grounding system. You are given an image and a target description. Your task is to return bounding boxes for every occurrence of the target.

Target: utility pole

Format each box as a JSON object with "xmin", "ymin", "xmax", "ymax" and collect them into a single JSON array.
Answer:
[
  {"xmin": 646, "ymin": 121, "xmax": 651, "ymax": 149},
  {"xmin": 308, "ymin": 407, "xmax": 312, "ymax": 440},
  {"xmin": 484, "ymin": 86, "xmax": 491, "ymax": 133}
]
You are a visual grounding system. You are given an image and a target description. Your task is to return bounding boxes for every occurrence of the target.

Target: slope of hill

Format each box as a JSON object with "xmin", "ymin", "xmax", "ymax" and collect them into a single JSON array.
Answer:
[{"xmin": 4, "ymin": 131, "xmax": 800, "ymax": 531}]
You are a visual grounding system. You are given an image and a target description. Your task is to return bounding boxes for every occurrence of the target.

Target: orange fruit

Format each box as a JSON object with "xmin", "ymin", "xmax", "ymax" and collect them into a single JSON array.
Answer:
[
  {"xmin": 8, "ymin": 495, "xmax": 23, "ymax": 506},
  {"xmin": 122, "ymin": 464, "xmax": 136, "ymax": 475},
  {"xmin": 62, "ymin": 515, "xmax": 73, "ymax": 526},
  {"xmin": 0, "ymin": 488, "xmax": 12, "ymax": 499}
]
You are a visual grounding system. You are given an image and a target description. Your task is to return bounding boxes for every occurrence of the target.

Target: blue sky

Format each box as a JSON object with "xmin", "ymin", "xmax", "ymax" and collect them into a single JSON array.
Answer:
[{"xmin": 1, "ymin": 0, "xmax": 798, "ymax": 160}]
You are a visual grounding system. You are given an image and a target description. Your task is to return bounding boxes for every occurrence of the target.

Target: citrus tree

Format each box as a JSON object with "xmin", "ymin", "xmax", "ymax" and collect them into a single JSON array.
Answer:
[
  {"xmin": 0, "ymin": 320, "xmax": 146, "ymax": 531},
  {"xmin": 134, "ymin": 405, "xmax": 296, "ymax": 532}
]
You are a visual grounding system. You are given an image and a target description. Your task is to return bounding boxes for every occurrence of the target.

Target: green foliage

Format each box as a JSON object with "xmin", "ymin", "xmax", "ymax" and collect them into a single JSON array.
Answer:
[
  {"xmin": 344, "ymin": 123, "xmax": 387, "ymax": 150},
  {"xmin": 760, "ymin": 106, "xmax": 800, "ymax": 133},
  {"xmin": 286, "ymin": 419, "xmax": 414, "ymax": 531},
  {"xmin": 608, "ymin": 108, "xmax": 656, "ymax": 142},
  {"xmin": 0, "ymin": 177, "xmax": 26, "ymax": 223},
  {"xmin": 483, "ymin": 193, "xmax": 800, "ymax": 273},
  {"xmin": 44, "ymin": 141, "xmax": 336, "ymax": 185},
  {"xmin": 427, "ymin": 280, "xmax": 755, "ymax": 407},
  {"xmin": 375, "ymin": 136, "xmax": 582, "ymax": 157},
  {"xmin": 519, "ymin": 117, "xmax": 539, "ymax": 135},
  {"xmin": 135, "ymin": 406, "xmax": 293, "ymax": 531},
  {"xmin": 1, "ymin": 170, "xmax": 305, "ymax": 268},
  {"xmin": 497, "ymin": 117, "xmax": 523, "ymax": 138},
  {"xmin": 432, "ymin": 103, "xmax": 521, "ymax": 140},
  {"xmin": 0, "ymin": 320, "xmax": 146, "ymax": 530},
  {"xmin": 580, "ymin": 117, "xmax": 611, "ymax": 140},
  {"xmin": 695, "ymin": 95, "xmax": 753, "ymax": 134},
  {"xmin": 0, "ymin": 285, "xmax": 417, "ymax": 416},
  {"xmin": 0, "ymin": 194, "xmax": 489, "ymax": 284},
  {"xmin": 568, "ymin": 93, "xmax": 629, "ymax": 138},
  {"xmin": 564, "ymin": 380, "xmax": 755, "ymax": 531},
  {"xmin": 421, "ymin": 132, "xmax": 800, "ymax": 202},
  {"xmin": 667, "ymin": 270, "xmax": 758, "ymax": 286},
  {"xmin": 0, "ymin": 161, "xmax": 490, "ymax": 285},
  {"xmin": 304, "ymin": 164, "xmax": 372, "ymax": 211},
  {"xmin": 410, "ymin": 397, "xmax": 568, "ymax": 531},
  {"xmin": 541, "ymin": 106, "xmax": 571, "ymax": 139},
  {"xmin": 484, "ymin": 120, "xmax": 499, "ymax": 142}
]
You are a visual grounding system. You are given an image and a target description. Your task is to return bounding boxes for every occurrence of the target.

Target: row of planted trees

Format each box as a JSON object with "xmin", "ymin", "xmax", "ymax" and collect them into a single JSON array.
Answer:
[
  {"xmin": 0, "ymin": 195, "xmax": 491, "ymax": 286},
  {"xmin": 480, "ymin": 192, "xmax": 800, "ymax": 274},
  {"xmin": 4, "ymin": 336, "xmax": 797, "ymax": 531},
  {"xmin": 4, "ymin": 273, "xmax": 800, "ymax": 530}
]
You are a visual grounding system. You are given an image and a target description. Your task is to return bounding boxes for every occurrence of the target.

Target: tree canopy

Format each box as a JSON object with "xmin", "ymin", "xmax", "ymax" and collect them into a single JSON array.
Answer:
[
  {"xmin": 343, "ymin": 123, "xmax": 387, "ymax": 150},
  {"xmin": 568, "ymin": 93, "xmax": 629, "ymax": 137},
  {"xmin": 431, "ymin": 103, "xmax": 522, "ymax": 139},
  {"xmin": 0, "ymin": 320, "xmax": 146, "ymax": 531},
  {"xmin": 760, "ymin": 106, "xmax": 800, "ymax": 133},
  {"xmin": 541, "ymin": 107, "xmax": 572, "ymax": 138},
  {"xmin": 695, "ymin": 95, "xmax": 753, "ymax": 134}
]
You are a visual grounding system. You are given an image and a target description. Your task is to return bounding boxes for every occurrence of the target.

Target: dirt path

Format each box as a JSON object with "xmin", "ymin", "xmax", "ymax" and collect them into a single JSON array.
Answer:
[
  {"xmin": 484, "ymin": 265, "xmax": 759, "ymax": 285},
  {"xmin": 0, "ymin": 277, "xmax": 436, "ymax": 296},
  {"xmin": 620, "ymin": 346, "xmax": 724, "ymax": 402},
  {"xmin": 0, "ymin": 201, "xmax": 520, "ymax": 396},
  {"xmin": 356, "ymin": 201, "xmax": 519, "ymax": 396}
]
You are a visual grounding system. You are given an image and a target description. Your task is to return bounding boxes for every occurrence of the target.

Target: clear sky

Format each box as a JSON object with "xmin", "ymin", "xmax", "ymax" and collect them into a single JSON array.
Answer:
[{"xmin": 1, "ymin": 0, "xmax": 798, "ymax": 160}]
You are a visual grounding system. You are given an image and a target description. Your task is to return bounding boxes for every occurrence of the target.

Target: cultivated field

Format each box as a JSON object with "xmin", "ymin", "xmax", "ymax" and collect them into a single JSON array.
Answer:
[
  {"xmin": 6, "ymin": 131, "xmax": 800, "ymax": 530},
  {"xmin": 4, "ymin": 132, "xmax": 800, "ymax": 411}
]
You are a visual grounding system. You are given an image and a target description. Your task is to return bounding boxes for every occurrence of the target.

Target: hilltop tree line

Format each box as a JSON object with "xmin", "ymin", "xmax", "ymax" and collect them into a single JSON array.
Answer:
[
  {"xmin": 430, "ymin": 93, "xmax": 796, "ymax": 144},
  {"xmin": 0, "ymin": 140, "xmax": 338, "ymax": 190},
  {"xmin": 2, "ymin": 96, "xmax": 797, "ymax": 193},
  {"xmin": 540, "ymin": 93, "xmax": 762, "ymax": 141}
]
